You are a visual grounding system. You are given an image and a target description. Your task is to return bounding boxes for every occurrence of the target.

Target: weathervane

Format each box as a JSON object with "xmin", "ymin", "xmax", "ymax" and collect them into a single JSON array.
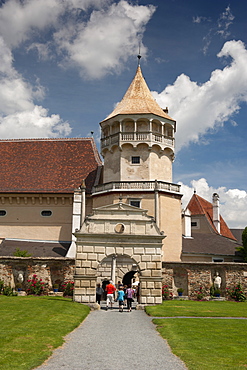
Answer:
[{"xmin": 137, "ymin": 40, "xmax": 141, "ymax": 65}]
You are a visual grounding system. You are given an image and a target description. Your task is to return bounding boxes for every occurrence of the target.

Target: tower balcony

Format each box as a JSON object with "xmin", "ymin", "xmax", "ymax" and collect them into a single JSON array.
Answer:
[
  {"xmin": 92, "ymin": 180, "xmax": 181, "ymax": 195},
  {"xmin": 101, "ymin": 131, "xmax": 174, "ymax": 152}
]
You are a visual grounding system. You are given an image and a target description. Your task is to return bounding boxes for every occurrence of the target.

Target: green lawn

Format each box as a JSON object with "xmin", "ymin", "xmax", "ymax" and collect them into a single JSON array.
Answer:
[
  {"xmin": 0, "ymin": 295, "xmax": 90, "ymax": 370},
  {"xmin": 145, "ymin": 300, "xmax": 247, "ymax": 317},
  {"xmin": 146, "ymin": 301, "xmax": 247, "ymax": 369}
]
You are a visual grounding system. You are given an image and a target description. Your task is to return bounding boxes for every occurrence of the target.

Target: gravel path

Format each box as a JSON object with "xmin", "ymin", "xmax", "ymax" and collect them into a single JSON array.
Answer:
[{"xmin": 36, "ymin": 303, "xmax": 187, "ymax": 370}]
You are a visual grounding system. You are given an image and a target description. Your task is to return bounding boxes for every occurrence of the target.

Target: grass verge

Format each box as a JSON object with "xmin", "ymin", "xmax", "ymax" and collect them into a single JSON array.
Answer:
[
  {"xmin": 145, "ymin": 300, "xmax": 247, "ymax": 317},
  {"xmin": 154, "ymin": 318, "xmax": 247, "ymax": 369},
  {"xmin": 0, "ymin": 295, "xmax": 90, "ymax": 370},
  {"xmin": 146, "ymin": 301, "xmax": 247, "ymax": 369}
]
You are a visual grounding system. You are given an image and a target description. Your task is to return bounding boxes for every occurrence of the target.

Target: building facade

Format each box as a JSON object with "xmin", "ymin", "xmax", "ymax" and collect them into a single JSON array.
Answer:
[{"xmin": 0, "ymin": 63, "xmax": 244, "ymax": 304}]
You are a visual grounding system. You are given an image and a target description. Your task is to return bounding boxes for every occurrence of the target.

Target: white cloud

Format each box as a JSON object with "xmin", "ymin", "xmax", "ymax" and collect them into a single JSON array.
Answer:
[
  {"xmin": 0, "ymin": 0, "xmax": 156, "ymax": 138},
  {"xmin": 0, "ymin": 0, "xmax": 155, "ymax": 78},
  {"xmin": 192, "ymin": 16, "xmax": 210, "ymax": 24},
  {"xmin": 0, "ymin": 0, "xmax": 63, "ymax": 48},
  {"xmin": 0, "ymin": 36, "xmax": 71, "ymax": 138},
  {"xmin": 0, "ymin": 106, "xmax": 71, "ymax": 139},
  {"xmin": 180, "ymin": 178, "xmax": 247, "ymax": 229},
  {"xmin": 152, "ymin": 40, "xmax": 247, "ymax": 151},
  {"xmin": 217, "ymin": 5, "xmax": 234, "ymax": 38},
  {"xmin": 194, "ymin": 5, "xmax": 234, "ymax": 55},
  {"xmin": 54, "ymin": 0, "xmax": 155, "ymax": 78}
]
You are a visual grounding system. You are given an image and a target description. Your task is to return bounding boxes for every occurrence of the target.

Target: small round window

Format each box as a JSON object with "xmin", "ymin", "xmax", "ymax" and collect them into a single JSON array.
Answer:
[
  {"xmin": 0, "ymin": 210, "xmax": 6, "ymax": 216},
  {"xmin": 41, "ymin": 210, "xmax": 52, "ymax": 217},
  {"xmin": 114, "ymin": 223, "xmax": 125, "ymax": 234}
]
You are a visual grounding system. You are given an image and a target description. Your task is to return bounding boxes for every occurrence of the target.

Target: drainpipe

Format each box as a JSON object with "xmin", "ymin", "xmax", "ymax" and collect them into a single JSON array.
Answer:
[
  {"xmin": 183, "ymin": 208, "xmax": 192, "ymax": 238},
  {"xmin": 154, "ymin": 180, "xmax": 159, "ymax": 228},
  {"xmin": 111, "ymin": 255, "xmax": 116, "ymax": 285},
  {"xmin": 66, "ymin": 181, "xmax": 86, "ymax": 258},
  {"xmin": 80, "ymin": 180, "xmax": 86, "ymax": 227},
  {"xmin": 212, "ymin": 193, "xmax": 220, "ymax": 233}
]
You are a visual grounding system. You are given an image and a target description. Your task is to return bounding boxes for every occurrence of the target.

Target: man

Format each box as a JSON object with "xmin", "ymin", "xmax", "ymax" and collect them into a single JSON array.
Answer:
[{"xmin": 105, "ymin": 281, "xmax": 116, "ymax": 310}]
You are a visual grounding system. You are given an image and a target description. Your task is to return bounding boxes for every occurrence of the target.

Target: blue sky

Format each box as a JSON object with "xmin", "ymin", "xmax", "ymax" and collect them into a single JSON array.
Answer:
[{"xmin": 0, "ymin": 0, "xmax": 247, "ymax": 228}]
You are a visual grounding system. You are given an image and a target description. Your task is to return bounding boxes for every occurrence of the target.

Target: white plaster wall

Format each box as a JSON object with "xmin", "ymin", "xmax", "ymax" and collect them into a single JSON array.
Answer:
[
  {"xmin": 103, "ymin": 147, "xmax": 121, "ymax": 183},
  {"xmin": 0, "ymin": 196, "xmax": 73, "ymax": 241},
  {"xmin": 149, "ymin": 149, "xmax": 172, "ymax": 182}
]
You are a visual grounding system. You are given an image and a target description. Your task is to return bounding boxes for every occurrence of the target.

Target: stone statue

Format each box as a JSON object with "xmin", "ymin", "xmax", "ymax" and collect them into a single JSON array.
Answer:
[
  {"xmin": 213, "ymin": 272, "xmax": 221, "ymax": 289},
  {"xmin": 17, "ymin": 271, "xmax": 24, "ymax": 283}
]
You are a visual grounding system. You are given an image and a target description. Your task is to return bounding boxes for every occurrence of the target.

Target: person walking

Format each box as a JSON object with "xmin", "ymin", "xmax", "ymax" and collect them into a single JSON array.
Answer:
[
  {"xmin": 96, "ymin": 283, "xmax": 104, "ymax": 305},
  {"xmin": 105, "ymin": 280, "xmax": 116, "ymax": 310},
  {"xmin": 116, "ymin": 286, "xmax": 125, "ymax": 312},
  {"xmin": 126, "ymin": 285, "xmax": 135, "ymax": 312}
]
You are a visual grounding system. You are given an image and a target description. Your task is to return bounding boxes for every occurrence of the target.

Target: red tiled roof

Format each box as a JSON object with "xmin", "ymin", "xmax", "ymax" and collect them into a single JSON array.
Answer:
[
  {"xmin": 0, "ymin": 138, "xmax": 102, "ymax": 193},
  {"xmin": 187, "ymin": 193, "xmax": 236, "ymax": 241}
]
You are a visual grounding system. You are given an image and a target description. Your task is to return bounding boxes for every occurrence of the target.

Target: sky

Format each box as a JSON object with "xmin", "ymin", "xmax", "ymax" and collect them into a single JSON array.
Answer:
[{"xmin": 0, "ymin": 0, "xmax": 247, "ymax": 228}]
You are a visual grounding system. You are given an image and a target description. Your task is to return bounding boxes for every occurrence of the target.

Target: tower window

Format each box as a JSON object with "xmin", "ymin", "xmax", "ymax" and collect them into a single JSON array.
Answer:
[
  {"xmin": 191, "ymin": 221, "xmax": 197, "ymax": 227},
  {"xmin": 131, "ymin": 156, "xmax": 140, "ymax": 164},
  {"xmin": 130, "ymin": 200, "xmax": 141, "ymax": 208},
  {"xmin": 0, "ymin": 210, "xmax": 6, "ymax": 216}
]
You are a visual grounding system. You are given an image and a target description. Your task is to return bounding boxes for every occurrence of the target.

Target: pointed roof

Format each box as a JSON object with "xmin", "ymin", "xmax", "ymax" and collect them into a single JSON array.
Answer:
[
  {"xmin": 187, "ymin": 193, "xmax": 236, "ymax": 240},
  {"xmin": 102, "ymin": 65, "xmax": 175, "ymax": 122}
]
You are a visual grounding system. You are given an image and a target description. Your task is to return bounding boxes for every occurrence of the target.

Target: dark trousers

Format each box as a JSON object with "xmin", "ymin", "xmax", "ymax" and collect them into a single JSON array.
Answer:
[
  {"xmin": 96, "ymin": 294, "xmax": 101, "ymax": 304},
  {"xmin": 127, "ymin": 298, "xmax": 133, "ymax": 310}
]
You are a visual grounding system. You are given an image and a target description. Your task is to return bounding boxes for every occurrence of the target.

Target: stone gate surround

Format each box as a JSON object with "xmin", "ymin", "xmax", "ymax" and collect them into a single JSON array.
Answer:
[{"xmin": 73, "ymin": 203, "xmax": 164, "ymax": 306}]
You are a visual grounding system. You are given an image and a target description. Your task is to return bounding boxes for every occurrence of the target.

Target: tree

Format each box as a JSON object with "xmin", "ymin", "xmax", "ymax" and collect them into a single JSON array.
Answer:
[{"xmin": 237, "ymin": 227, "xmax": 247, "ymax": 262}]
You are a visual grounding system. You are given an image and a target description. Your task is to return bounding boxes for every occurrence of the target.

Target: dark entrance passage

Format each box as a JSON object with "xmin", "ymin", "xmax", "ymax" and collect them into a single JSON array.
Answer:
[{"xmin": 122, "ymin": 270, "xmax": 137, "ymax": 286}]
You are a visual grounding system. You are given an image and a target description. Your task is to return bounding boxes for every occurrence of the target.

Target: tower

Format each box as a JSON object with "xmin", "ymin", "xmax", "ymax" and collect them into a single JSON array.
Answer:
[
  {"xmin": 100, "ymin": 65, "xmax": 176, "ymax": 184},
  {"xmin": 92, "ymin": 63, "xmax": 182, "ymax": 261}
]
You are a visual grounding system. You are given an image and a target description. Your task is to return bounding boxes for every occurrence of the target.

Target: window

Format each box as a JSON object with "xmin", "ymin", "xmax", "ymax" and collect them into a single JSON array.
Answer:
[
  {"xmin": 114, "ymin": 223, "xmax": 125, "ymax": 233},
  {"xmin": 130, "ymin": 200, "xmax": 141, "ymax": 208},
  {"xmin": 213, "ymin": 258, "xmax": 224, "ymax": 262},
  {"xmin": 131, "ymin": 156, "xmax": 140, "ymax": 164},
  {"xmin": 0, "ymin": 210, "xmax": 6, "ymax": 216},
  {"xmin": 41, "ymin": 210, "xmax": 52, "ymax": 217},
  {"xmin": 191, "ymin": 219, "xmax": 200, "ymax": 229}
]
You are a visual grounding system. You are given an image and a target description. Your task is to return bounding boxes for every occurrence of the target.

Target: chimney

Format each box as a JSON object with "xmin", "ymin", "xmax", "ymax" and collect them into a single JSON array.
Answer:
[
  {"xmin": 212, "ymin": 193, "xmax": 220, "ymax": 233},
  {"xmin": 182, "ymin": 208, "xmax": 192, "ymax": 238}
]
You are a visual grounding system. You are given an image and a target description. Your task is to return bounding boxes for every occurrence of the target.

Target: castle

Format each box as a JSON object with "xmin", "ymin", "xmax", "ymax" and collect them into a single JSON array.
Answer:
[{"xmin": 0, "ymin": 62, "xmax": 243, "ymax": 304}]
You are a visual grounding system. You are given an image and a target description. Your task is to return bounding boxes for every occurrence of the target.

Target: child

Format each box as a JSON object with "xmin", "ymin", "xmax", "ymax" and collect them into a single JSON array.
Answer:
[
  {"xmin": 116, "ymin": 286, "xmax": 125, "ymax": 312},
  {"xmin": 126, "ymin": 285, "xmax": 135, "ymax": 312}
]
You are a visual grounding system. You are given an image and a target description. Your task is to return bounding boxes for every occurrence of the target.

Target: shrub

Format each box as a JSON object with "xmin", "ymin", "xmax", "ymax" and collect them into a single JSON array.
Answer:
[
  {"xmin": 214, "ymin": 288, "xmax": 221, "ymax": 296},
  {"xmin": 3, "ymin": 285, "xmax": 17, "ymax": 296},
  {"xmin": 195, "ymin": 286, "xmax": 204, "ymax": 300},
  {"xmin": 0, "ymin": 279, "xmax": 4, "ymax": 294},
  {"xmin": 210, "ymin": 285, "xmax": 215, "ymax": 297},
  {"xmin": 61, "ymin": 281, "xmax": 74, "ymax": 297},
  {"xmin": 26, "ymin": 275, "xmax": 45, "ymax": 295},
  {"xmin": 162, "ymin": 284, "xmax": 170, "ymax": 300},
  {"xmin": 13, "ymin": 248, "xmax": 31, "ymax": 257},
  {"xmin": 227, "ymin": 283, "xmax": 246, "ymax": 302}
]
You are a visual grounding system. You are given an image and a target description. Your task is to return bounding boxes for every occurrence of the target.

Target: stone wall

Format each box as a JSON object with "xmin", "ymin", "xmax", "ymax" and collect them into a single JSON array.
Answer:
[
  {"xmin": 0, "ymin": 257, "xmax": 74, "ymax": 290},
  {"xmin": 163, "ymin": 262, "xmax": 247, "ymax": 298},
  {"xmin": 1, "ymin": 258, "xmax": 247, "ymax": 302}
]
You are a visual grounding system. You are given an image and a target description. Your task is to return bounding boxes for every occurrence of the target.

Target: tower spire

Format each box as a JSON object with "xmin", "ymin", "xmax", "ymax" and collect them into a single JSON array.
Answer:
[{"xmin": 137, "ymin": 41, "xmax": 141, "ymax": 65}]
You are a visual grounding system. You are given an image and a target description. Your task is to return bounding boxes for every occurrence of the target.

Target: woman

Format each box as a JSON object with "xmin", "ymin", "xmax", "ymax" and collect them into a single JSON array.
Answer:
[
  {"xmin": 126, "ymin": 285, "xmax": 135, "ymax": 312},
  {"xmin": 96, "ymin": 283, "xmax": 104, "ymax": 305}
]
